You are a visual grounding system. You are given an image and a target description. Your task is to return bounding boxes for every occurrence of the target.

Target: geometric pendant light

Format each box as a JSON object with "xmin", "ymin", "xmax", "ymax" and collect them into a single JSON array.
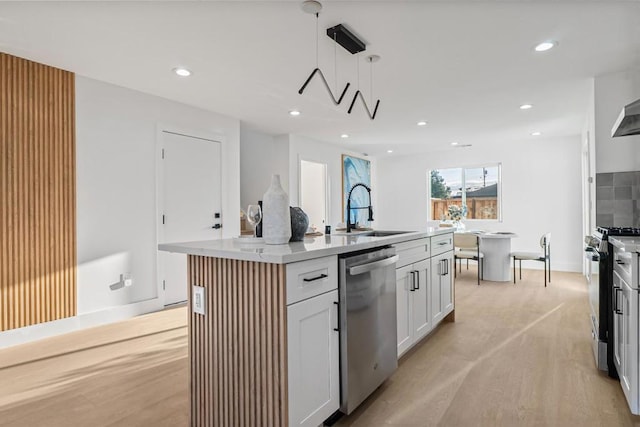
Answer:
[
  {"xmin": 298, "ymin": 1, "xmax": 350, "ymax": 105},
  {"xmin": 348, "ymin": 54, "xmax": 381, "ymax": 120}
]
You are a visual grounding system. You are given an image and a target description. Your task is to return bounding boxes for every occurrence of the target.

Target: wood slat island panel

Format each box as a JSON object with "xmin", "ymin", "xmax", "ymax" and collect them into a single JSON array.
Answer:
[
  {"xmin": 188, "ymin": 255, "xmax": 287, "ymax": 427},
  {"xmin": 0, "ymin": 52, "xmax": 76, "ymax": 331}
]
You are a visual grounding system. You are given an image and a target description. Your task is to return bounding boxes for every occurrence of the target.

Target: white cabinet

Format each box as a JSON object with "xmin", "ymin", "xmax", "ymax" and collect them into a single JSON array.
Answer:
[
  {"xmin": 431, "ymin": 250, "xmax": 454, "ymax": 325},
  {"xmin": 611, "ymin": 241, "xmax": 640, "ymax": 415},
  {"xmin": 613, "ymin": 269, "xmax": 639, "ymax": 413},
  {"xmin": 396, "ymin": 264, "xmax": 414, "ymax": 356},
  {"xmin": 395, "ymin": 234, "xmax": 454, "ymax": 358},
  {"xmin": 396, "ymin": 259, "xmax": 431, "ymax": 357},
  {"xmin": 613, "ymin": 270, "xmax": 623, "ymax": 376},
  {"xmin": 412, "ymin": 258, "xmax": 431, "ymax": 342},
  {"xmin": 287, "ymin": 255, "xmax": 339, "ymax": 427}
]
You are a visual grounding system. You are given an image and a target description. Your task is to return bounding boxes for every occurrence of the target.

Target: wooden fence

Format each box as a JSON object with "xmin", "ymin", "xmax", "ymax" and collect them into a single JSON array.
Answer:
[{"xmin": 432, "ymin": 198, "xmax": 498, "ymax": 220}]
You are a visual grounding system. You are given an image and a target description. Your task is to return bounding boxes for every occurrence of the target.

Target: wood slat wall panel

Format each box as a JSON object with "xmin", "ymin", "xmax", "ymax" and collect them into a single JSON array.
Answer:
[
  {"xmin": 188, "ymin": 255, "xmax": 287, "ymax": 427},
  {"xmin": 0, "ymin": 52, "xmax": 76, "ymax": 332}
]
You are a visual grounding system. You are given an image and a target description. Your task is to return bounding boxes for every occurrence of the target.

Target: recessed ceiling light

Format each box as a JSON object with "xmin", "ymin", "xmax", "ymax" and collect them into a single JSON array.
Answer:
[
  {"xmin": 531, "ymin": 131, "xmax": 542, "ymax": 136},
  {"xmin": 173, "ymin": 67, "xmax": 192, "ymax": 77},
  {"xmin": 451, "ymin": 141, "xmax": 459, "ymax": 146},
  {"xmin": 387, "ymin": 150, "xmax": 393, "ymax": 153},
  {"xmin": 417, "ymin": 121, "xmax": 427, "ymax": 126},
  {"xmin": 534, "ymin": 41, "xmax": 557, "ymax": 52},
  {"xmin": 519, "ymin": 104, "xmax": 533, "ymax": 110},
  {"xmin": 289, "ymin": 110, "xmax": 301, "ymax": 116},
  {"xmin": 341, "ymin": 134, "xmax": 349, "ymax": 139}
]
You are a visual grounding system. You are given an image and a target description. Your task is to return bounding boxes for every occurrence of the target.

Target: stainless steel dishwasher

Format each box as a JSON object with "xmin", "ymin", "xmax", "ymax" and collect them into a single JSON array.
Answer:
[{"xmin": 338, "ymin": 246, "xmax": 398, "ymax": 415}]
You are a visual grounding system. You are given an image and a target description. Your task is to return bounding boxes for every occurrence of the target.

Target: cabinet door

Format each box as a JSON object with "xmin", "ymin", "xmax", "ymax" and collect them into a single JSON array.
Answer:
[
  {"xmin": 396, "ymin": 265, "xmax": 414, "ymax": 357},
  {"xmin": 442, "ymin": 251, "xmax": 454, "ymax": 317},
  {"xmin": 431, "ymin": 254, "xmax": 445, "ymax": 324},
  {"xmin": 288, "ymin": 290, "xmax": 340, "ymax": 427},
  {"xmin": 613, "ymin": 271, "xmax": 623, "ymax": 374},
  {"xmin": 620, "ymin": 279, "xmax": 639, "ymax": 414},
  {"xmin": 412, "ymin": 258, "xmax": 431, "ymax": 342}
]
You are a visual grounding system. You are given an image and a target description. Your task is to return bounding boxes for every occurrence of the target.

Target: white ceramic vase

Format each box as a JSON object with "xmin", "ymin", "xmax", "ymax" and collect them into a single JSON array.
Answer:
[{"xmin": 262, "ymin": 174, "xmax": 291, "ymax": 245}]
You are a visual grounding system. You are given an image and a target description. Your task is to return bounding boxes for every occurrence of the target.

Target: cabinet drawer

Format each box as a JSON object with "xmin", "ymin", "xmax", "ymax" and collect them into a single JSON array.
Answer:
[
  {"xmin": 287, "ymin": 255, "xmax": 338, "ymax": 305},
  {"xmin": 394, "ymin": 238, "xmax": 431, "ymax": 268},
  {"xmin": 431, "ymin": 233, "xmax": 454, "ymax": 256},
  {"xmin": 613, "ymin": 249, "xmax": 633, "ymax": 285}
]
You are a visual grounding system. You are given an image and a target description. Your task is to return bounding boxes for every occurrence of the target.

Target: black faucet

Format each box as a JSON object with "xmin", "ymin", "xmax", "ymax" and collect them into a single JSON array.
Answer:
[{"xmin": 346, "ymin": 183, "xmax": 373, "ymax": 233}]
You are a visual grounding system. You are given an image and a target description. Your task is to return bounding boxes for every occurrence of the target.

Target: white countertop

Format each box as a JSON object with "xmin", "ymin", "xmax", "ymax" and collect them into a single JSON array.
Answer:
[
  {"xmin": 455, "ymin": 230, "xmax": 518, "ymax": 239},
  {"xmin": 158, "ymin": 228, "xmax": 452, "ymax": 264},
  {"xmin": 609, "ymin": 236, "xmax": 640, "ymax": 253}
]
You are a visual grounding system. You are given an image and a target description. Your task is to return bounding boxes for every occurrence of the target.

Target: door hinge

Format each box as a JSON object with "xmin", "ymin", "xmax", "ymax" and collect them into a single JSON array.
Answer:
[
  {"xmin": 163, "ymin": 280, "xmax": 166, "ymax": 290},
  {"xmin": 161, "ymin": 148, "xmax": 165, "ymax": 159},
  {"xmin": 162, "ymin": 214, "xmax": 165, "ymax": 225}
]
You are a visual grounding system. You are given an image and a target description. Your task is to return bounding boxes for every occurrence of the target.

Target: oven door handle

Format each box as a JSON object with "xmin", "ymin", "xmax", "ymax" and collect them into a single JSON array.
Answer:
[{"xmin": 584, "ymin": 251, "xmax": 599, "ymax": 262}]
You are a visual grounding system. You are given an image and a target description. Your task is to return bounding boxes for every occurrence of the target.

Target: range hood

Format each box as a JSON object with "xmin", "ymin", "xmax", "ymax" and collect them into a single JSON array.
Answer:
[{"xmin": 611, "ymin": 98, "xmax": 640, "ymax": 137}]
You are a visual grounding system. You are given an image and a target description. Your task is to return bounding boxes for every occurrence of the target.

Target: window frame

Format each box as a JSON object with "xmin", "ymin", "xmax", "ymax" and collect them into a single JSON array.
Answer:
[{"xmin": 428, "ymin": 163, "xmax": 503, "ymax": 222}]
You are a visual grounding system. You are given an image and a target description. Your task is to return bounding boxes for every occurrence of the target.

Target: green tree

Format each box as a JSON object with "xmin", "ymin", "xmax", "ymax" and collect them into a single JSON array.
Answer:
[{"xmin": 431, "ymin": 170, "xmax": 450, "ymax": 199}]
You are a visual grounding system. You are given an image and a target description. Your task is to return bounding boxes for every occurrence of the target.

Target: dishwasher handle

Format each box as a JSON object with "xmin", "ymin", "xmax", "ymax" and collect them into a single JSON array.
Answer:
[{"xmin": 349, "ymin": 255, "xmax": 399, "ymax": 276}]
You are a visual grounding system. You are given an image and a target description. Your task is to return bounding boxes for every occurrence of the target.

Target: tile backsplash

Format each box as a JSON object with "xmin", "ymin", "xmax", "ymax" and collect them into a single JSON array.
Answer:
[{"xmin": 596, "ymin": 171, "xmax": 640, "ymax": 227}]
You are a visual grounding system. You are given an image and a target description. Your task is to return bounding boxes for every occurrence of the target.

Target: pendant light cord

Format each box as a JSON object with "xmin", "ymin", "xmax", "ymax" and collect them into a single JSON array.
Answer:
[
  {"xmin": 370, "ymin": 58, "xmax": 373, "ymax": 106},
  {"xmin": 315, "ymin": 13, "xmax": 319, "ymax": 68},
  {"xmin": 334, "ymin": 33, "xmax": 338, "ymax": 94},
  {"xmin": 356, "ymin": 52, "xmax": 360, "ymax": 91}
]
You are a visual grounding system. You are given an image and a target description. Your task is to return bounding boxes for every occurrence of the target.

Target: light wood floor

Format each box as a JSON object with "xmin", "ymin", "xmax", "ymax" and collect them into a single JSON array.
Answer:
[{"xmin": 1, "ymin": 268, "xmax": 639, "ymax": 426}]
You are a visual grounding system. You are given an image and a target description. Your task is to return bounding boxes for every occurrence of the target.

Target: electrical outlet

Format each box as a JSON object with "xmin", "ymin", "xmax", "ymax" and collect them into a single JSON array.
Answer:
[{"xmin": 193, "ymin": 285, "xmax": 206, "ymax": 316}]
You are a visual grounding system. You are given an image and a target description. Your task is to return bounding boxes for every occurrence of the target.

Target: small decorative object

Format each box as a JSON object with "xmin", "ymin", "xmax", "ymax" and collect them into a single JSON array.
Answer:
[
  {"xmin": 447, "ymin": 204, "xmax": 467, "ymax": 230},
  {"xmin": 289, "ymin": 207, "xmax": 309, "ymax": 242},
  {"xmin": 246, "ymin": 204, "xmax": 262, "ymax": 237},
  {"xmin": 255, "ymin": 200, "xmax": 263, "ymax": 237},
  {"xmin": 262, "ymin": 174, "xmax": 291, "ymax": 245}
]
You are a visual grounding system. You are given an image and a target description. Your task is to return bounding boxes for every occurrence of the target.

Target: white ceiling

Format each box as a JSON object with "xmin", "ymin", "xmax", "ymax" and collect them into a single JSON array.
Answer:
[{"xmin": 1, "ymin": 1, "xmax": 639, "ymax": 156}]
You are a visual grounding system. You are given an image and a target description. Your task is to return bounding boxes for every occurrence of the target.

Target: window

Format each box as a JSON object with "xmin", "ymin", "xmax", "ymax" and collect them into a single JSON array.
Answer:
[{"xmin": 429, "ymin": 164, "xmax": 502, "ymax": 221}]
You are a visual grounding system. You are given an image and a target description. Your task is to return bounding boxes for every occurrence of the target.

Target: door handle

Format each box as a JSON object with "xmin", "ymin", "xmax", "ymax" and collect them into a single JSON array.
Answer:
[
  {"xmin": 444, "ymin": 259, "xmax": 449, "ymax": 275},
  {"xmin": 333, "ymin": 301, "xmax": 340, "ymax": 332},
  {"xmin": 409, "ymin": 271, "xmax": 416, "ymax": 291},
  {"xmin": 303, "ymin": 274, "xmax": 328, "ymax": 282},
  {"xmin": 414, "ymin": 270, "xmax": 420, "ymax": 290},
  {"xmin": 614, "ymin": 288, "xmax": 623, "ymax": 315},
  {"xmin": 212, "ymin": 224, "xmax": 222, "ymax": 229}
]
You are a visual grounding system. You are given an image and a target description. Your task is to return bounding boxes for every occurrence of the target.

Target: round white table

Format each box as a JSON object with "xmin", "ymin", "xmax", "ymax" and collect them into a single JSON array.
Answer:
[
  {"xmin": 456, "ymin": 231, "xmax": 518, "ymax": 282},
  {"xmin": 479, "ymin": 232, "xmax": 518, "ymax": 281}
]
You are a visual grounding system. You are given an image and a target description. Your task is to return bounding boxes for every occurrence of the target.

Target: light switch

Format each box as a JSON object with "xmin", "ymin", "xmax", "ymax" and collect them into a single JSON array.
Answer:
[{"xmin": 193, "ymin": 285, "xmax": 206, "ymax": 315}]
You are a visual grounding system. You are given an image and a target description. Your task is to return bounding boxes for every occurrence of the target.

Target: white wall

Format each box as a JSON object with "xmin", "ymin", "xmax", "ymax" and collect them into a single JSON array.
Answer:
[
  {"xmin": 239, "ymin": 125, "xmax": 289, "ymax": 210},
  {"xmin": 288, "ymin": 134, "xmax": 377, "ymax": 229},
  {"xmin": 239, "ymin": 131, "xmax": 378, "ymax": 230},
  {"xmin": 594, "ymin": 69, "xmax": 640, "ymax": 173},
  {"xmin": 0, "ymin": 76, "xmax": 241, "ymax": 348},
  {"xmin": 376, "ymin": 136, "xmax": 583, "ymax": 272}
]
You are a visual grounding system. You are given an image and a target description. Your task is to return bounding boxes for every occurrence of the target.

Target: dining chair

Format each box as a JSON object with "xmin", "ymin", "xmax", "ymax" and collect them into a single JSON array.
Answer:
[
  {"xmin": 454, "ymin": 233, "xmax": 484, "ymax": 286},
  {"xmin": 510, "ymin": 233, "xmax": 551, "ymax": 287}
]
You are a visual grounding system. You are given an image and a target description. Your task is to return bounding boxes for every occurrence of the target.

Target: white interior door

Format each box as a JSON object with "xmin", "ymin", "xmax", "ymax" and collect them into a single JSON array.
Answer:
[
  {"xmin": 300, "ymin": 159, "xmax": 328, "ymax": 231},
  {"xmin": 159, "ymin": 131, "xmax": 222, "ymax": 306}
]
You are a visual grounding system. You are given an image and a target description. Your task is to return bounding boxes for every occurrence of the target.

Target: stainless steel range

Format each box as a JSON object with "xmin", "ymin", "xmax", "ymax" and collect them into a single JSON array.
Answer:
[{"xmin": 585, "ymin": 227, "xmax": 640, "ymax": 377}]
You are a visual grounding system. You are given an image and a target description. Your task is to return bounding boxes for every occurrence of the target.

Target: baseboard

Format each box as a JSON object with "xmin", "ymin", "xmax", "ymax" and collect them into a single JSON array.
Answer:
[{"xmin": 0, "ymin": 298, "xmax": 164, "ymax": 349}]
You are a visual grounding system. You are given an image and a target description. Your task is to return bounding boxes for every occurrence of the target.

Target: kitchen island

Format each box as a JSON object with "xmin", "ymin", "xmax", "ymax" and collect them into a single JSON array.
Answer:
[{"xmin": 159, "ymin": 228, "xmax": 454, "ymax": 427}]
